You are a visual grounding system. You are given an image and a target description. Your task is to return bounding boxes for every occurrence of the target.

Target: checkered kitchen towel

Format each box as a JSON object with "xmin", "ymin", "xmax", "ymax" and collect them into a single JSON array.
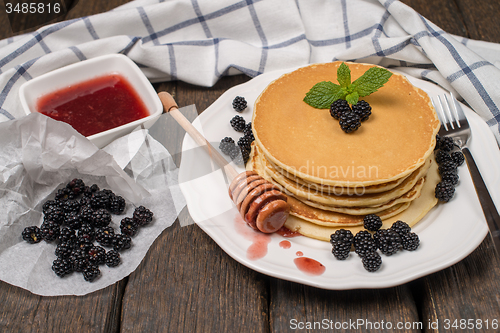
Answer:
[{"xmin": 1, "ymin": 0, "xmax": 500, "ymax": 144}]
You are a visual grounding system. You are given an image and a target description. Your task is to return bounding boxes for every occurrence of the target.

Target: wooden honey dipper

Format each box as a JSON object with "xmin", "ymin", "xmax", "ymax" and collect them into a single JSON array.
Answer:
[{"xmin": 158, "ymin": 92, "xmax": 290, "ymax": 233}]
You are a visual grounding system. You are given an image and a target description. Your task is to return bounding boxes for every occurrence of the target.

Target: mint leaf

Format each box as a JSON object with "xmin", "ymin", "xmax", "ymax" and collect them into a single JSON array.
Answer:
[
  {"xmin": 303, "ymin": 81, "xmax": 345, "ymax": 109},
  {"xmin": 337, "ymin": 62, "xmax": 351, "ymax": 88},
  {"xmin": 303, "ymin": 63, "xmax": 392, "ymax": 109},
  {"xmin": 351, "ymin": 67, "xmax": 392, "ymax": 97},
  {"xmin": 346, "ymin": 91, "xmax": 359, "ymax": 105}
]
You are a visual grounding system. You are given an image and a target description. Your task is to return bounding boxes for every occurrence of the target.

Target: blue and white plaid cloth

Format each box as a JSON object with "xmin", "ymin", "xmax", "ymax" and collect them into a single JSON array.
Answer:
[{"xmin": 1, "ymin": 0, "xmax": 500, "ymax": 144}]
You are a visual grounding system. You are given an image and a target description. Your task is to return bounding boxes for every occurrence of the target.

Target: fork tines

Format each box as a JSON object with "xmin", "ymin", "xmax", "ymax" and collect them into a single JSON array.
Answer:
[{"xmin": 432, "ymin": 93, "xmax": 465, "ymax": 131}]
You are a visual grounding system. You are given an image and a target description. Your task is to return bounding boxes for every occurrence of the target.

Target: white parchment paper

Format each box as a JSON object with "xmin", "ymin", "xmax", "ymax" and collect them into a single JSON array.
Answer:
[{"xmin": 0, "ymin": 113, "xmax": 186, "ymax": 296}]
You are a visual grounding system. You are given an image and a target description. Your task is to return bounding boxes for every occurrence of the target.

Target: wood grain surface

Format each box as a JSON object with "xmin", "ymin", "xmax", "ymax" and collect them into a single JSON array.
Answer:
[{"xmin": 0, "ymin": 1, "xmax": 499, "ymax": 332}]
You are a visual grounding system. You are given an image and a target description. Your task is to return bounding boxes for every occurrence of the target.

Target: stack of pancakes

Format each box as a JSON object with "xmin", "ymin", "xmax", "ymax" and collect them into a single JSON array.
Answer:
[{"xmin": 248, "ymin": 62, "xmax": 441, "ymax": 241}]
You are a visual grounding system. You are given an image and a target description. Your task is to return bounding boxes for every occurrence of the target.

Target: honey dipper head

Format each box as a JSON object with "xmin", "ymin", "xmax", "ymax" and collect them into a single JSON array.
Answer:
[{"xmin": 228, "ymin": 171, "xmax": 289, "ymax": 233}]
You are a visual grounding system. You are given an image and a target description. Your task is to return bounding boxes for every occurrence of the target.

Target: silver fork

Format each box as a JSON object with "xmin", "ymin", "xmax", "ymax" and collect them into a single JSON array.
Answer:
[{"xmin": 432, "ymin": 93, "xmax": 500, "ymax": 255}]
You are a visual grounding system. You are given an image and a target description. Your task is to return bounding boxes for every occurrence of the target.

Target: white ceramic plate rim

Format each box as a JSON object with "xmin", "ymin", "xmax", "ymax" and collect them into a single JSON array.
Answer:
[{"xmin": 178, "ymin": 65, "xmax": 499, "ymax": 290}]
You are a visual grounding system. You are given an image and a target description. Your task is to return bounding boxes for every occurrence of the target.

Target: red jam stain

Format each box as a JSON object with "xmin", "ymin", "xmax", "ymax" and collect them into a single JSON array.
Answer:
[
  {"xmin": 234, "ymin": 214, "xmax": 271, "ymax": 260},
  {"xmin": 293, "ymin": 257, "xmax": 326, "ymax": 276},
  {"xmin": 36, "ymin": 73, "xmax": 149, "ymax": 137},
  {"xmin": 296, "ymin": 251, "xmax": 303, "ymax": 257},
  {"xmin": 279, "ymin": 240, "xmax": 291, "ymax": 249},
  {"xmin": 276, "ymin": 226, "xmax": 301, "ymax": 237}
]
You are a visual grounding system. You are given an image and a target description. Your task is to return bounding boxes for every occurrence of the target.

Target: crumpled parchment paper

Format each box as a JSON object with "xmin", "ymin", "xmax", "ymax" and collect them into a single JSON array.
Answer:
[{"xmin": 0, "ymin": 112, "xmax": 186, "ymax": 296}]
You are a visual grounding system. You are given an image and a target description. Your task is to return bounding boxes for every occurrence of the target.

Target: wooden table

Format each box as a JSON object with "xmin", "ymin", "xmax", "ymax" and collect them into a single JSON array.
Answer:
[{"xmin": 1, "ymin": 1, "xmax": 499, "ymax": 332}]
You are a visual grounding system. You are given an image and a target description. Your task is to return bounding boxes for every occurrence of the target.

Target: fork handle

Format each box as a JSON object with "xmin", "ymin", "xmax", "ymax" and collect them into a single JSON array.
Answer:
[{"xmin": 462, "ymin": 147, "xmax": 500, "ymax": 253}]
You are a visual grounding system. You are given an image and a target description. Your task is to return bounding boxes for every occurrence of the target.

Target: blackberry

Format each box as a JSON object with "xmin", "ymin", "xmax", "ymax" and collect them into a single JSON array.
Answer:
[
  {"xmin": 58, "ymin": 227, "xmax": 77, "ymax": 246},
  {"xmin": 237, "ymin": 135, "xmax": 252, "ymax": 153},
  {"xmin": 78, "ymin": 223, "xmax": 95, "ymax": 242},
  {"xmin": 244, "ymin": 122, "xmax": 254, "ymax": 140},
  {"xmin": 219, "ymin": 137, "xmax": 236, "ymax": 155},
  {"xmin": 88, "ymin": 245, "xmax": 106, "ymax": 265},
  {"xmin": 79, "ymin": 195, "xmax": 92, "ymax": 207},
  {"xmin": 361, "ymin": 251, "xmax": 382, "ymax": 272},
  {"xmin": 95, "ymin": 226, "xmax": 115, "ymax": 247},
  {"xmin": 101, "ymin": 189, "xmax": 115, "ymax": 198},
  {"xmin": 66, "ymin": 178, "xmax": 85, "ymax": 196},
  {"xmin": 61, "ymin": 200, "xmax": 81, "ymax": 214},
  {"xmin": 70, "ymin": 249, "xmax": 89, "ymax": 272},
  {"xmin": 92, "ymin": 209, "xmax": 111, "ymax": 228},
  {"xmin": 43, "ymin": 205, "xmax": 65, "ymax": 225},
  {"xmin": 108, "ymin": 195, "xmax": 126, "ymax": 214},
  {"xmin": 438, "ymin": 136, "xmax": 455, "ymax": 152},
  {"xmin": 52, "ymin": 258, "xmax": 74, "ymax": 277},
  {"xmin": 22, "ymin": 226, "xmax": 43, "ymax": 244},
  {"xmin": 120, "ymin": 217, "xmax": 139, "ymax": 237},
  {"xmin": 90, "ymin": 191, "xmax": 110, "ymax": 209},
  {"xmin": 401, "ymin": 232, "xmax": 420, "ymax": 251},
  {"xmin": 330, "ymin": 229, "xmax": 353, "ymax": 260},
  {"xmin": 363, "ymin": 214, "xmax": 383, "ymax": 231},
  {"xmin": 330, "ymin": 99, "xmax": 351, "ymax": 120},
  {"xmin": 40, "ymin": 221, "xmax": 60, "ymax": 242},
  {"xmin": 390, "ymin": 220, "xmax": 411, "ymax": 237},
  {"xmin": 434, "ymin": 150, "xmax": 452, "ymax": 165},
  {"xmin": 435, "ymin": 181, "xmax": 455, "ymax": 202},
  {"xmin": 441, "ymin": 171, "xmax": 459, "ymax": 186},
  {"xmin": 434, "ymin": 135, "xmax": 441, "ymax": 151},
  {"xmin": 83, "ymin": 184, "xmax": 99, "ymax": 197},
  {"xmin": 64, "ymin": 212, "xmax": 83, "ymax": 230},
  {"xmin": 339, "ymin": 112, "xmax": 361, "ymax": 133},
  {"xmin": 230, "ymin": 115, "xmax": 246, "ymax": 132},
  {"xmin": 42, "ymin": 200, "xmax": 60, "ymax": 214},
  {"xmin": 79, "ymin": 205, "xmax": 95, "ymax": 224},
  {"xmin": 55, "ymin": 187, "xmax": 75, "ymax": 201},
  {"xmin": 352, "ymin": 100, "xmax": 372, "ymax": 122},
  {"xmin": 55, "ymin": 242, "xmax": 73, "ymax": 258},
  {"xmin": 451, "ymin": 151, "xmax": 465, "ymax": 166},
  {"xmin": 133, "ymin": 206, "xmax": 153, "ymax": 226},
  {"xmin": 74, "ymin": 237, "xmax": 93, "ymax": 252},
  {"xmin": 113, "ymin": 234, "xmax": 132, "ymax": 252},
  {"xmin": 438, "ymin": 160, "xmax": 457, "ymax": 175},
  {"xmin": 82, "ymin": 264, "xmax": 100, "ymax": 282},
  {"xmin": 353, "ymin": 230, "xmax": 377, "ymax": 257},
  {"xmin": 374, "ymin": 229, "xmax": 402, "ymax": 256},
  {"xmin": 232, "ymin": 96, "xmax": 247, "ymax": 112},
  {"xmin": 231, "ymin": 146, "xmax": 250, "ymax": 165},
  {"xmin": 105, "ymin": 250, "xmax": 121, "ymax": 267}
]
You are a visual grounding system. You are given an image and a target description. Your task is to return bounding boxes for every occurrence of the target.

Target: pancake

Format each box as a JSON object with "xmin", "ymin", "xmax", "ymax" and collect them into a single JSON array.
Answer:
[
  {"xmin": 248, "ymin": 143, "xmax": 435, "ymax": 224},
  {"xmin": 268, "ymin": 159, "xmax": 411, "ymax": 194},
  {"xmin": 297, "ymin": 177, "xmax": 425, "ymax": 215},
  {"xmin": 252, "ymin": 62, "xmax": 440, "ymax": 187},
  {"xmin": 282, "ymin": 157, "xmax": 440, "ymax": 241},
  {"xmin": 253, "ymin": 142, "xmax": 431, "ymax": 207}
]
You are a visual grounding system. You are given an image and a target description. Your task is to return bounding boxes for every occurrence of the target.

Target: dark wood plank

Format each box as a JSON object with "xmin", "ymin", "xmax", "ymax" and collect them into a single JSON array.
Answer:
[
  {"xmin": 455, "ymin": 0, "xmax": 500, "ymax": 43},
  {"xmin": 415, "ymin": 238, "xmax": 500, "ymax": 332},
  {"xmin": 271, "ymin": 280, "xmax": 421, "ymax": 332},
  {"xmin": 64, "ymin": 0, "xmax": 135, "ymax": 20},
  {"xmin": 400, "ymin": 0, "xmax": 468, "ymax": 37},
  {"xmin": 0, "ymin": 279, "xmax": 125, "ymax": 332}
]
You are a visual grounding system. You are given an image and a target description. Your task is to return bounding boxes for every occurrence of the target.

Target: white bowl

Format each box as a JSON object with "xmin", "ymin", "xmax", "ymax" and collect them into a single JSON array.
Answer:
[{"xmin": 18, "ymin": 54, "xmax": 163, "ymax": 148}]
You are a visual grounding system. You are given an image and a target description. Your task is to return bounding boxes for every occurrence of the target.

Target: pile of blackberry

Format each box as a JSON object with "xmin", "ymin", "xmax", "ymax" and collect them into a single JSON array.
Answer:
[
  {"xmin": 330, "ymin": 99, "xmax": 372, "ymax": 133},
  {"xmin": 21, "ymin": 178, "xmax": 154, "ymax": 282},
  {"xmin": 218, "ymin": 96, "xmax": 254, "ymax": 165},
  {"xmin": 329, "ymin": 214, "xmax": 420, "ymax": 272},
  {"xmin": 433, "ymin": 135, "xmax": 465, "ymax": 202}
]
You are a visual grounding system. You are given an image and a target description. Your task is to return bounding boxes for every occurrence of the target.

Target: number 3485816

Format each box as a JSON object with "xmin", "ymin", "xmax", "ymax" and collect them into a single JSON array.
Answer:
[{"xmin": 5, "ymin": 3, "xmax": 61, "ymax": 14}]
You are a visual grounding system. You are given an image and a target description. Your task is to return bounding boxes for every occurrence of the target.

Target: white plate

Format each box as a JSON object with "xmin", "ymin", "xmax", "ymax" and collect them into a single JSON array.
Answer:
[{"xmin": 178, "ymin": 66, "xmax": 500, "ymax": 290}]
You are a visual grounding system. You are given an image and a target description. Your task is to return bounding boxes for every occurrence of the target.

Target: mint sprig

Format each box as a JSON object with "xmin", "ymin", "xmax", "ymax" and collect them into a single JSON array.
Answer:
[{"xmin": 303, "ymin": 62, "xmax": 392, "ymax": 108}]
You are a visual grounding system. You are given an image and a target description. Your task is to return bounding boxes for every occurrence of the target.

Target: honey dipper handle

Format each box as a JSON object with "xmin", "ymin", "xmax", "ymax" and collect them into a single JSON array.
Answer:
[{"xmin": 158, "ymin": 92, "xmax": 240, "ymax": 181}]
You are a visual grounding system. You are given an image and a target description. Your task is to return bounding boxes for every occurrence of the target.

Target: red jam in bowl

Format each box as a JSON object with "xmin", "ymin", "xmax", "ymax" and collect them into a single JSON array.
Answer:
[{"xmin": 36, "ymin": 73, "xmax": 150, "ymax": 137}]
